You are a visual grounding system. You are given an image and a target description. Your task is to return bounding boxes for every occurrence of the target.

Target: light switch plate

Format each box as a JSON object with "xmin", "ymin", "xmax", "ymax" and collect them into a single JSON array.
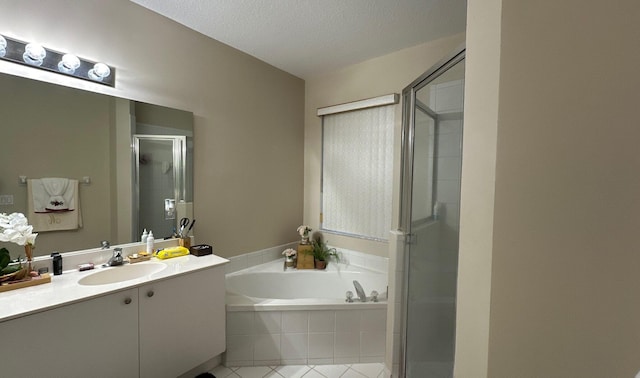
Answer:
[{"xmin": 0, "ymin": 195, "xmax": 14, "ymax": 205}]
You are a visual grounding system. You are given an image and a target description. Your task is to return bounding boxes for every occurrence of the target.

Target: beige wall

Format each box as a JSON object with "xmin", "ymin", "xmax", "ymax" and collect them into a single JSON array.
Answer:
[
  {"xmin": 458, "ymin": 0, "xmax": 640, "ymax": 376},
  {"xmin": 304, "ymin": 33, "xmax": 465, "ymax": 256},
  {"xmin": 135, "ymin": 102, "xmax": 193, "ymax": 133},
  {"xmin": 0, "ymin": 0, "xmax": 305, "ymax": 257}
]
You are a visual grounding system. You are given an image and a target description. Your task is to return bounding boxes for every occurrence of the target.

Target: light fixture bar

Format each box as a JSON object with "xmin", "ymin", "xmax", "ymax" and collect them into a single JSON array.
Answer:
[{"xmin": 0, "ymin": 34, "xmax": 115, "ymax": 87}]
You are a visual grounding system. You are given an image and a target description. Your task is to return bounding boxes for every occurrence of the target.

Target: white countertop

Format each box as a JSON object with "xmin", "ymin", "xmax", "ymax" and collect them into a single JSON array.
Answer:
[{"xmin": 0, "ymin": 253, "xmax": 228, "ymax": 322}]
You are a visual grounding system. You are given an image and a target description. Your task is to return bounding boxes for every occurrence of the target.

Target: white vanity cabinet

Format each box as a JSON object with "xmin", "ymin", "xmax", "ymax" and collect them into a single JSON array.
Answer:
[
  {"xmin": 0, "ymin": 288, "xmax": 140, "ymax": 377},
  {"xmin": 139, "ymin": 265, "xmax": 226, "ymax": 378},
  {"xmin": 0, "ymin": 264, "xmax": 226, "ymax": 378}
]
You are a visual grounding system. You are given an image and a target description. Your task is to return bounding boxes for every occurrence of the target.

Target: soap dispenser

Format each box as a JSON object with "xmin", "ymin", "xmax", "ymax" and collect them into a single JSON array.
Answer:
[
  {"xmin": 146, "ymin": 230, "xmax": 154, "ymax": 254},
  {"xmin": 51, "ymin": 252, "xmax": 62, "ymax": 275},
  {"xmin": 141, "ymin": 229, "xmax": 148, "ymax": 243}
]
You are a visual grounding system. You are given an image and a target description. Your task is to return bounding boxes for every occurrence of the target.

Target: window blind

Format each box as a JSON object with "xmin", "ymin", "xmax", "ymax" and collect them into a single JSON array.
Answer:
[{"xmin": 321, "ymin": 104, "xmax": 394, "ymax": 240}]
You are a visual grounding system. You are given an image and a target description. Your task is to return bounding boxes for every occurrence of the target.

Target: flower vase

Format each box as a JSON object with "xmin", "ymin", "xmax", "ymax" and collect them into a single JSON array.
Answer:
[
  {"xmin": 301, "ymin": 233, "xmax": 310, "ymax": 245},
  {"xmin": 285, "ymin": 257, "xmax": 295, "ymax": 268},
  {"xmin": 24, "ymin": 244, "xmax": 33, "ymax": 272}
]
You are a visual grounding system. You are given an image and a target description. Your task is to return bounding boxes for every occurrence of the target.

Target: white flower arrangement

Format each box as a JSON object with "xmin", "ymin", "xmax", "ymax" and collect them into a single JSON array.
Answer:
[
  {"xmin": 0, "ymin": 213, "xmax": 37, "ymax": 246},
  {"xmin": 297, "ymin": 225, "xmax": 311, "ymax": 236},
  {"xmin": 282, "ymin": 248, "xmax": 297, "ymax": 258}
]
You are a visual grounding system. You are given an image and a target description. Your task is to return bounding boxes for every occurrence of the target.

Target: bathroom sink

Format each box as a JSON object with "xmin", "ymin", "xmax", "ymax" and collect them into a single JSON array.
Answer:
[{"xmin": 78, "ymin": 262, "xmax": 166, "ymax": 286}]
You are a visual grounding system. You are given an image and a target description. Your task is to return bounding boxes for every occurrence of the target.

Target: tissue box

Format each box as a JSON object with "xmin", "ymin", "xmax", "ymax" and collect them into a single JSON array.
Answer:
[{"xmin": 190, "ymin": 244, "xmax": 213, "ymax": 256}]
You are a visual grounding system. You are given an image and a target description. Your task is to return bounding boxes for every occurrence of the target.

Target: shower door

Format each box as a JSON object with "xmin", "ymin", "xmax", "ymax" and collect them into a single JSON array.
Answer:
[
  {"xmin": 400, "ymin": 48, "xmax": 465, "ymax": 378},
  {"xmin": 133, "ymin": 135, "xmax": 187, "ymax": 239}
]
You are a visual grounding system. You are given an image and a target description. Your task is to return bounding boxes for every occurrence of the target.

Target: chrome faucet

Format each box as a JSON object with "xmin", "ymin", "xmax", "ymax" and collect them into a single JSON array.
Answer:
[
  {"xmin": 353, "ymin": 280, "xmax": 367, "ymax": 302},
  {"xmin": 100, "ymin": 240, "xmax": 110, "ymax": 249},
  {"xmin": 106, "ymin": 247, "xmax": 124, "ymax": 266},
  {"xmin": 345, "ymin": 291, "xmax": 354, "ymax": 303}
]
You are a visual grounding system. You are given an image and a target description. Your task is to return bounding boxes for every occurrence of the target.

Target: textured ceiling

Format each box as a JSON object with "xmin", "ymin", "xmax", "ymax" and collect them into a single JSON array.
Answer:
[{"xmin": 130, "ymin": 0, "xmax": 466, "ymax": 79}]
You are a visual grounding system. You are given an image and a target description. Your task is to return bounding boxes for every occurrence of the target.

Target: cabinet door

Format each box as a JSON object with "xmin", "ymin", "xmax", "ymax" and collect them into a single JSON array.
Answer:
[
  {"xmin": 139, "ymin": 266, "xmax": 225, "ymax": 378},
  {"xmin": 0, "ymin": 289, "xmax": 139, "ymax": 378}
]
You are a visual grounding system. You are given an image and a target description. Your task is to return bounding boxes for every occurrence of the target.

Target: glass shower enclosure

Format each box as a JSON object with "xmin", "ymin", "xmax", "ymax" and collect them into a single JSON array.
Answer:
[
  {"xmin": 400, "ymin": 47, "xmax": 465, "ymax": 377},
  {"xmin": 133, "ymin": 135, "xmax": 188, "ymax": 239}
]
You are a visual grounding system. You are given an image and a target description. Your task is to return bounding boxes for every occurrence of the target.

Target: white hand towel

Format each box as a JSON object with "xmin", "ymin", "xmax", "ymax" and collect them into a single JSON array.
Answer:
[
  {"xmin": 28, "ymin": 179, "xmax": 83, "ymax": 232},
  {"xmin": 41, "ymin": 177, "xmax": 70, "ymax": 211}
]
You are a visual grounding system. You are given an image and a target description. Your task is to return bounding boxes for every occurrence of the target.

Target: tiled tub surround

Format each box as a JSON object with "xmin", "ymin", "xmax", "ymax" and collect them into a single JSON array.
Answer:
[
  {"xmin": 224, "ymin": 249, "xmax": 389, "ymax": 367},
  {"xmin": 225, "ymin": 307, "xmax": 388, "ymax": 367}
]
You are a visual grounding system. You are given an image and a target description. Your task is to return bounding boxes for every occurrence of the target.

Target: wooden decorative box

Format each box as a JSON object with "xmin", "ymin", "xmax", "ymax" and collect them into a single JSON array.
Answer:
[
  {"xmin": 296, "ymin": 244, "xmax": 314, "ymax": 269},
  {"xmin": 179, "ymin": 237, "xmax": 191, "ymax": 249}
]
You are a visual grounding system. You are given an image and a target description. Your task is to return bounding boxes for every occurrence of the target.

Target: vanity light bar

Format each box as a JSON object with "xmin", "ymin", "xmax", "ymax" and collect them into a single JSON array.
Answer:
[{"xmin": 0, "ymin": 34, "xmax": 115, "ymax": 87}]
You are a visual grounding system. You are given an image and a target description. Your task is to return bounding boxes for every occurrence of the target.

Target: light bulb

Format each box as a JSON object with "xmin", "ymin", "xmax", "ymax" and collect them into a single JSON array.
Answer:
[
  {"xmin": 88, "ymin": 62, "xmax": 111, "ymax": 81},
  {"xmin": 0, "ymin": 35, "xmax": 6, "ymax": 58},
  {"xmin": 58, "ymin": 54, "xmax": 81, "ymax": 74},
  {"xmin": 23, "ymin": 43, "xmax": 46, "ymax": 66}
]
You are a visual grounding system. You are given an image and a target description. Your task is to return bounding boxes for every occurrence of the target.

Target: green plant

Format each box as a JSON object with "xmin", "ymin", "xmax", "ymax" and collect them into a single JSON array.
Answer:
[
  {"xmin": 0, "ymin": 248, "xmax": 23, "ymax": 277},
  {"xmin": 311, "ymin": 238, "xmax": 339, "ymax": 262}
]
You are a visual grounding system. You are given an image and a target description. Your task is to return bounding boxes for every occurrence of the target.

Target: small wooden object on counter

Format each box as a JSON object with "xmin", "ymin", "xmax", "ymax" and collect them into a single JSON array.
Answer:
[
  {"xmin": 179, "ymin": 237, "xmax": 191, "ymax": 249},
  {"xmin": 128, "ymin": 252, "xmax": 152, "ymax": 264},
  {"xmin": 296, "ymin": 243, "xmax": 314, "ymax": 269},
  {"xmin": 0, "ymin": 273, "xmax": 51, "ymax": 293}
]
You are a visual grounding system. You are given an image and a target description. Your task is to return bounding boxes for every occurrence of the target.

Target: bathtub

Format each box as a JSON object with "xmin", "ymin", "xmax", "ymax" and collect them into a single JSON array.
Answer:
[
  {"xmin": 224, "ymin": 258, "xmax": 388, "ymax": 366},
  {"xmin": 226, "ymin": 259, "xmax": 388, "ymax": 308}
]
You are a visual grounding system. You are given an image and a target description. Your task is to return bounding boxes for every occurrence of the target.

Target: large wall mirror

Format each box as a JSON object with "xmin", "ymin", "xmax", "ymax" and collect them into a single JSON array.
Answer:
[{"xmin": 0, "ymin": 72, "xmax": 193, "ymax": 257}]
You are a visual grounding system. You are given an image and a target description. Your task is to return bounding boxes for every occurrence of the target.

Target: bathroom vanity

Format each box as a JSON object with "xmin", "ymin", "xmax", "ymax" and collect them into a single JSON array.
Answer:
[{"xmin": 0, "ymin": 251, "xmax": 228, "ymax": 378}]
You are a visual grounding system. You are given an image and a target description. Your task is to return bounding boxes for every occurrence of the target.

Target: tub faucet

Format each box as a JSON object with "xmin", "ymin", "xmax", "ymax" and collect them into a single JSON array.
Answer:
[
  {"xmin": 353, "ymin": 280, "xmax": 367, "ymax": 302},
  {"xmin": 106, "ymin": 248, "xmax": 124, "ymax": 266},
  {"xmin": 345, "ymin": 291, "xmax": 354, "ymax": 303}
]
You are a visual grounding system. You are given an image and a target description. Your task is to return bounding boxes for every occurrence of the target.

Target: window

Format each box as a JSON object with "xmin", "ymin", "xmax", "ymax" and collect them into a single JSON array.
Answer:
[{"xmin": 319, "ymin": 95, "xmax": 397, "ymax": 241}]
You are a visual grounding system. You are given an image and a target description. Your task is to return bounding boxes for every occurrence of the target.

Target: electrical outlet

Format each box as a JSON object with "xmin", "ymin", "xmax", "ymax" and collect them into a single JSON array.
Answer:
[{"xmin": 0, "ymin": 195, "xmax": 14, "ymax": 205}]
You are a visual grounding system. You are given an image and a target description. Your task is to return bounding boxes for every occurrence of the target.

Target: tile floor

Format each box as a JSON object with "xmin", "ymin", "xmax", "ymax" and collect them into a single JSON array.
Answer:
[{"xmin": 209, "ymin": 363, "xmax": 386, "ymax": 378}]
